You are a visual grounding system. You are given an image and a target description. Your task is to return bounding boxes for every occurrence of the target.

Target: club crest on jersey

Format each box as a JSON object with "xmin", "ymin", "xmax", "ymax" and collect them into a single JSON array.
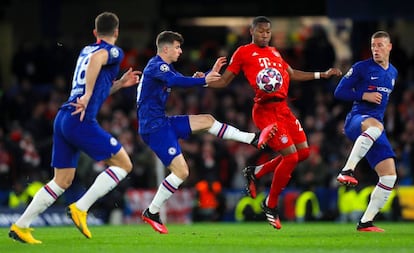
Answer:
[
  {"xmin": 160, "ymin": 64, "xmax": 170, "ymax": 72},
  {"xmin": 110, "ymin": 137, "xmax": 118, "ymax": 146},
  {"xmin": 279, "ymin": 134, "xmax": 288, "ymax": 144},
  {"xmin": 110, "ymin": 47, "xmax": 119, "ymax": 58},
  {"xmin": 345, "ymin": 68, "xmax": 353, "ymax": 78},
  {"xmin": 168, "ymin": 147, "xmax": 177, "ymax": 155}
]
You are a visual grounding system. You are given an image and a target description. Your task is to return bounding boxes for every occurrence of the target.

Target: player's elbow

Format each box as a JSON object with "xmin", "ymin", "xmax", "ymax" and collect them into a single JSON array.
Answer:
[{"xmin": 333, "ymin": 88, "xmax": 343, "ymax": 100}]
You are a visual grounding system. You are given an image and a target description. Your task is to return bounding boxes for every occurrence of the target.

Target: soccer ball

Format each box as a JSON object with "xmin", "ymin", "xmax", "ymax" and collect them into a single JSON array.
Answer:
[{"xmin": 256, "ymin": 68, "xmax": 283, "ymax": 93}]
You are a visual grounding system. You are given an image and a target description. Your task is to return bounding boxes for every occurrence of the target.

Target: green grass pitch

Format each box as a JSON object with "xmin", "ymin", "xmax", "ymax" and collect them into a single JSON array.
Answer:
[{"xmin": 1, "ymin": 222, "xmax": 414, "ymax": 253}]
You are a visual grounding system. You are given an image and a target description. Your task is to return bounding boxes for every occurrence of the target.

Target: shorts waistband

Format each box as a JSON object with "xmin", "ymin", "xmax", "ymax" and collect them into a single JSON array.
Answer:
[{"xmin": 256, "ymin": 97, "xmax": 286, "ymax": 104}]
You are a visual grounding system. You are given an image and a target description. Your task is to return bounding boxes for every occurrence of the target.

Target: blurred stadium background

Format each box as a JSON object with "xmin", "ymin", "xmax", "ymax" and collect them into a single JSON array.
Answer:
[{"xmin": 0, "ymin": 0, "xmax": 414, "ymax": 227}]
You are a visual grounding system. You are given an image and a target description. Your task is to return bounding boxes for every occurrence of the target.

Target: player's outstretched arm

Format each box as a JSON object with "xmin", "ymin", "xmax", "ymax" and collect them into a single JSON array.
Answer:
[
  {"xmin": 205, "ymin": 71, "xmax": 222, "ymax": 85},
  {"xmin": 192, "ymin": 57, "xmax": 227, "ymax": 78},
  {"xmin": 322, "ymin": 68, "xmax": 342, "ymax": 78},
  {"xmin": 205, "ymin": 70, "xmax": 235, "ymax": 88},
  {"xmin": 111, "ymin": 67, "xmax": 141, "ymax": 94},
  {"xmin": 289, "ymin": 66, "xmax": 342, "ymax": 81},
  {"xmin": 212, "ymin": 56, "xmax": 227, "ymax": 73}
]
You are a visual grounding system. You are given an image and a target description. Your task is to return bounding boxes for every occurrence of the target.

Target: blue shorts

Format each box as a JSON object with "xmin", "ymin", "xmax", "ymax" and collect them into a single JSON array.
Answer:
[
  {"xmin": 51, "ymin": 108, "xmax": 122, "ymax": 168},
  {"xmin": 140, "ymin": 115, "xmax": 191, "ymax": 167},
  {"xmin": 344, "ymin": 113, "xmax": 395, "ymax": 168}
]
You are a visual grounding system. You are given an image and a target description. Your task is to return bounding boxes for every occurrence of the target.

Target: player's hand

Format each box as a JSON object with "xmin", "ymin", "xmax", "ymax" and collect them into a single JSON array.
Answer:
[
  {"xmin": 362, "ymin": 92, "xmax": 382, "ymax": 104},
  {"xmin": 70, "ymin": 96, "xmax": 90, "ymax": 121},
  {"xmin": 119, "ymin": 67, "xmax": 141, "ymax": 88},
  {"xmin": 212, "ymin": 56, "xmax": 227, "ymax": 73},
  {"xmin": 323, "ymin": 68, "xmax": 342, "ymax": 78},
  {"xmin": 193, "ymin": 71, "xmax": 205, "ymax": 78},
  {"xmin": 205, "ymin": 71, "xmax": 221, "ymax": 84}
]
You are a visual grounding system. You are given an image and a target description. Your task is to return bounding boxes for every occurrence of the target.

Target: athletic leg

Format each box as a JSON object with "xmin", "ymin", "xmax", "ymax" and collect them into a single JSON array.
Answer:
[
  {"xmin": 9, "ymin": 168, "xmax": 72, "ymax": 244},
  {"xmin": 189, "ymin": 114, "xmax": 276, "ymax": 148},
  {"xmin": 338, "ymin": 117, "xmax": 383, "ymax": 186}
]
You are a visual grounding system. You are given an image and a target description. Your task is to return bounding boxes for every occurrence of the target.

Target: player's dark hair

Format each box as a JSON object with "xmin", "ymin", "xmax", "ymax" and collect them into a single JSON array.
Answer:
[
  {"xmin": 372, "ymin": 31, "xmax": 391, "ymax": 41},
  {"xmin": 156, "ymin": 31, "xmax": 184, "ymax": 48},
  {"xmin": 95, "ymin": 12, "xmax": 119, "ymax": 36},
  {"xmin": 251, "ymin": 16, "xmax": 271, "ymax": 28}
]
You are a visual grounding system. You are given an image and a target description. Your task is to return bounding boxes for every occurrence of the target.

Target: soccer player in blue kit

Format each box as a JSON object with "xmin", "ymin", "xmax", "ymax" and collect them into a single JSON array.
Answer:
[
  {"xmin": 9, "ymin": 12, "xmax": 141, "ymax": 243},
  {"xmin": 334, "ymin": 31, "xmax": 397, "ymax": 232},
  {"xmin": 137, "ymin": 31, "xmax": 275, "ymax": 234}
]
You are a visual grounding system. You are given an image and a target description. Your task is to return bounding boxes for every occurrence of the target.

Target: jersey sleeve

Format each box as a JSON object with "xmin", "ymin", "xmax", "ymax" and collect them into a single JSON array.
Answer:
[
  {"xmin": 227, "ymin": 47, "xmax": 243, "ymax": 75},
  {"xmin": 154, "ymin": 63, "xmax": 206, "ymax": 88},
  {"xmin": 106, "ymin": 46, "xmax": 124, "ymax": 65},
  {"xmin": 334, "ymin": 63, "xmax": 364, "ymax": 101}
]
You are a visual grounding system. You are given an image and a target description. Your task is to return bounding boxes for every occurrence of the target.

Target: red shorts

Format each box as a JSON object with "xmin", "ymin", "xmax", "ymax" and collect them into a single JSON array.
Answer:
[{"xmin": 252, "ymin": 100, "xmax": 307, "ymax": 151}]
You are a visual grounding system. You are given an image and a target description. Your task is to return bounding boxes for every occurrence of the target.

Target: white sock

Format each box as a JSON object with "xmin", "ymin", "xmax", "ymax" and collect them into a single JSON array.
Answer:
[
  {"xmin": 76, "ymin": 166, "xmax": 127, "ymax": 211},
  {"xmin": 208, "ymin": 120, "xmax": 255, "ymax": 144},
  {"xmin": 15, "ymin": 180, "xmax": 64, "ymax": 228},
  {"xmin": 254, "ymin": 165, "xmax": 264, "ymax": 174},
  {"xmin": 360, "ymin": 175, "xmax": 396, "ymax": 223},
  {"xmin": 342, "ymin": 127, "xmax": 382, "ymax": 171},
  {"xmin": 149, "ymin": 173, "xmax": 183, "ymax": 214}
]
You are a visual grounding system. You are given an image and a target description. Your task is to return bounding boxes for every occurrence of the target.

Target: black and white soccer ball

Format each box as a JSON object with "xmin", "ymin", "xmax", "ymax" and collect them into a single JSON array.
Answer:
[{"xmin": 256, "ymin": 68, "xmax": 283, "ymax": 93}]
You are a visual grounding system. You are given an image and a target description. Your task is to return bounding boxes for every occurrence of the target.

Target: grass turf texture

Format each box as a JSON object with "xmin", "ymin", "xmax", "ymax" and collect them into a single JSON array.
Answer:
[{"xmin": 1, "ymin": 222, "xmax": 413, "ymax": 253}]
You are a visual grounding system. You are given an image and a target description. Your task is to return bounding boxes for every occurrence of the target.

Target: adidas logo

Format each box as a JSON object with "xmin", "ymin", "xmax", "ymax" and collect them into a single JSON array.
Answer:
[{"xmin": 252, "ymin": 52, "xmax": 259, "ymax": 56}]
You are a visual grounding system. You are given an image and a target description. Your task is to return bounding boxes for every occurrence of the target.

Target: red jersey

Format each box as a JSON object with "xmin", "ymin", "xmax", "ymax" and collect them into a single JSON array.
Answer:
[
  {"xmin": 227, "ymin": 43, "xmax": 290, "ymax": 103},
  {"xmin": 227, "ymin": 43, "xmax": 306, "ymax": 150}
]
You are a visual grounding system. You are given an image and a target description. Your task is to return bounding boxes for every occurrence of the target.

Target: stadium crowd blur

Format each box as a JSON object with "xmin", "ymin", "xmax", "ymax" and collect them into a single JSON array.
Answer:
[{"xmin": 0, "ymin": 23, "xmax": 413, "ymax": 222}]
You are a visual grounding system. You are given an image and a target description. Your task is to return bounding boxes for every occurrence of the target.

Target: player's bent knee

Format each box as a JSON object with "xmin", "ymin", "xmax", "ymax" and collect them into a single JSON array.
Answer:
[
  {"xmin": 177, "ymin": 169, "xmax": 189, "ymax": 180},
  {"xmin": 170, "ymin": 165, "xmax": 189, "ymax": 180},
  {"xmin": 54, "ymin": 169, "xmax": 75, "ymax": 189},
  {"xmin": 123, "ymin": 160, "xmax": 133, "ymax": 173},
  {"xmin": 284, "ymin": 151, "xmax": 299, "ymax": 162},
  {"xmin": 365, "ymin": 126, "xmax": 382, "ymax": 140},
  {"xmin": 55, "ymin": 179, "xmax": 73, "ymax": 190},
  {"xmin": 204, "ymin": 114, "xmax": 216, "ymax": 125},
  {"xmin": 297, "ymin": 147, "xmax": 310, "ymax": 162}
]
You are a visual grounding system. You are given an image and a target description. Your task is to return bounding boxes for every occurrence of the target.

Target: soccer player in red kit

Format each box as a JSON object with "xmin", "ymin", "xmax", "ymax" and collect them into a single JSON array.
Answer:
[{"xmin": 208, "ymin": 16, "xmax": 342, "ymax": 229}]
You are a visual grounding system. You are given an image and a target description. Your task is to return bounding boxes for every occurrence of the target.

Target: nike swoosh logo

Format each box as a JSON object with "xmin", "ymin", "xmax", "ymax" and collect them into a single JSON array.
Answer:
[{"xmin": 371, "ymin": 76, "xmax": 379, "ymax": 80}]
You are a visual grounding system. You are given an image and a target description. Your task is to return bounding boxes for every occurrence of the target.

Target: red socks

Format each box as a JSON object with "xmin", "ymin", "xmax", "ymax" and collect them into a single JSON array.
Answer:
[
  {"xmin": 256, "ymin": 154, "xmax": 283, "ymax": 179},
  {"xmin": 266, "ymin": 152, "xmax": 299, "ymax": 208}
]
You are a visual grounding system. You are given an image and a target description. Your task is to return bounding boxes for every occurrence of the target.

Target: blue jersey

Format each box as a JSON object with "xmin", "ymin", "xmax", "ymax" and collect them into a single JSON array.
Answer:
[
  {"xmin": 136, "ymin": 55, "xmax": 206, "ymax": 134},
  {"xmin": 51, "ymin": 40, "xmax": 124, "ymax": 168},
  {"xmin": 334, "ymin": 58, "xmax": 398, "ymax": 122},
  {"xmin": 62, "ymin": 40, "xmax": 124, "ymax": 120}
]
